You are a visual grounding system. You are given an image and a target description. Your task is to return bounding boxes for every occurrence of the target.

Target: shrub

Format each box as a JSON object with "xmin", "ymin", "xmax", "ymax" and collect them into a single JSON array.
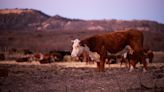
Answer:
[
  {"xmin": 0, "ymin": 53, "xmax": 5, "ymax": 61},
  {"xmin": 16, "ymin": 57, "xmax": 29, "ymax": 62},
  {"xmin": 23, "ymin": 49, "xmax": 33, "ymax": 55}
]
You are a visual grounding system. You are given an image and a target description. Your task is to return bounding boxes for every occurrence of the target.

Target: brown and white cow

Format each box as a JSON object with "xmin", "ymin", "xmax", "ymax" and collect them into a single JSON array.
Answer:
[
  {"xmin": 71, "ymin": 29, "xmax": 147, "ymax": 72},
  {"xmin": 106, "ymin": 45, "xmax": 133, "ymax": 67},
  {"xmin": 71, "ymin": 39, "xmax": 99, "ymax": 64}
]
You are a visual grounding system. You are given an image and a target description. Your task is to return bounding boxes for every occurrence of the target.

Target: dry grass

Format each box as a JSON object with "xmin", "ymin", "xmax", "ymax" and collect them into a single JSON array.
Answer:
[
  {"xmin": 0, "ymin": 30, "xmax": 105, "ymax": 52},
  {"xmin": 0, "ymin": 30, "xmax": 164, "ymax": 53}
]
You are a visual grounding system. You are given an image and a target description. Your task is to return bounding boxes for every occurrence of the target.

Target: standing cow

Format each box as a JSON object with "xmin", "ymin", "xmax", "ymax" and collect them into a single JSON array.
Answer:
[{"xmin": 71, "ymin": 29, "xmax": 147, "ymax": 72}]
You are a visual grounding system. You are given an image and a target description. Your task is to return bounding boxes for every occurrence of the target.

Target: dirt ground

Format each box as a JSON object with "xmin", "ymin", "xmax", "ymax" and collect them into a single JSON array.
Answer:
[{"xmin": 0, "ymin": 61, "xmax": 164, "ymax": 92}]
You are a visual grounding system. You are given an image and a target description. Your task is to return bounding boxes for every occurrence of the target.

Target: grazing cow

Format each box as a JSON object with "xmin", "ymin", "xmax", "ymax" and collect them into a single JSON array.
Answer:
[
  {"xmin": 30, "ymin": 53, "xmax": 54, "ymax": 64},
  {"xmin": 118, "ymin": 45, "xmax": 135, "ymax": 69},
  {"xmin": 49, "ymin": 51, "xmax": 71, "ymax": 61},
  {"xmin": 71, "ymin": 29, "xmax": 147, "ymax": 72},
  {"xmin": 31, "ymin": 53, "xmax": 44, "ymax": 62},
  {"xmin": 106, "ymin": 45, "xmax": 133, "ymax": 67},
  {"xmin": 39, "ymin": 53, "xmax": 53, "ymax": 64}
]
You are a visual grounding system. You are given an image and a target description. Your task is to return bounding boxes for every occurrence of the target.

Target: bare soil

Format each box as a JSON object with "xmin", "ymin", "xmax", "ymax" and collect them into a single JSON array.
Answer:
[{"xmin": 0, "ymin": 61, "xmax": 164, "ymax": 92}]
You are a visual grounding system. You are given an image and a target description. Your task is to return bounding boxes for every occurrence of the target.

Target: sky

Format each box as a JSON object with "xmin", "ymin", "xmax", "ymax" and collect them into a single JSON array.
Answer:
[{"xmin": 0, "ymin": 0, "xmax": 164, "ymax": 23}]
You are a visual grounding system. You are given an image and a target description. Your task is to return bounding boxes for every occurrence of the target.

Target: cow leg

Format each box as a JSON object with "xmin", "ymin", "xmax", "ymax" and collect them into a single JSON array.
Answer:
[
  {"xmin": 96, "ymin": 46, "xmax": 106, "ymax": 72},
  {"xmin": 129, "ymin": 60, "xmax": 137, "ymax": 72},
  {"xmin": 125, "ymin": 59, "xmax": 128, "ymax": 68},
  {"xmin": 120, "ymin": 58, "xmax": 123, "ymax": 67},
  {"xmin": 83, "ymin": 56, "xmax": 88, "ymax": 64},
  {"xmin": 141, "ymin": 57, "xmax": 147, "ymax": 72},
  {"xmin": 121, "ymin": 58, "xmax": 128, "ymax": 68},
  {"xmin": 89, "ymin": 58, "xmax": 94, "ymax": 64},
  {"xmin": 149, "ymin": 57, "xmax": 153, "ymax": 63},
  {"xmin": 99, "ymin": 60, "xmax": 105, "ymax": 72},
  {"xmin": 96, "ymin": 58, "xmax": 105, "ymax": 72},
  {"xmin": 129, "ymin": 65, "xmax": 134, "ymax": 72},
  {"xmin": 82, "ymin": 51, "xmax": 89, "ymax": 64},
  {"xmin": 97, "ymin": 62, "xmax": 101, "ymax": 72},
  {"xmin": 128, "ymin": 60, "xmax": 131, "ymax": 69}
]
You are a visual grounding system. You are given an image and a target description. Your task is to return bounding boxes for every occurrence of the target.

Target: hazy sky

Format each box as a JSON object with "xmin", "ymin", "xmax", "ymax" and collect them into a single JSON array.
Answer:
[{"xmin": 0, "ymin": 0, "xmax": 164, "ymax": 23}]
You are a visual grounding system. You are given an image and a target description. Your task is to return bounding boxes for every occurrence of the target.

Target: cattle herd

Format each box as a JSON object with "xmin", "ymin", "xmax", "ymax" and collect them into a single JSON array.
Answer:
[
  {"xmin": 0, "ymin": 29, "xmax": 154, "ymax": 72},
  {"xmin": 14, "ymin": 51, "xmax": 71, "ymax": 63}
]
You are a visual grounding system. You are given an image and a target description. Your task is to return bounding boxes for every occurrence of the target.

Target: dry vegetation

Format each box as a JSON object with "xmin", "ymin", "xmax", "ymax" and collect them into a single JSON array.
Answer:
[
  {"xmin": 0, "ymin": 30, "xmax": 164, "ymax": 53},
  {"xmin": 0, "ymin": 30, "xmax": 106, "ymax": 52}
]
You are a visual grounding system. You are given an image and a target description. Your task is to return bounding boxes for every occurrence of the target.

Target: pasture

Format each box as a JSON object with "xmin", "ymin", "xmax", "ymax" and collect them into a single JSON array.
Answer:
[
  {"xmin": 0, "ymin": 51, "xmax": 164, "ymax": 92},
  {"xmin": 0, "ymin": 30, "xmax": 164, "ymax": 92}
]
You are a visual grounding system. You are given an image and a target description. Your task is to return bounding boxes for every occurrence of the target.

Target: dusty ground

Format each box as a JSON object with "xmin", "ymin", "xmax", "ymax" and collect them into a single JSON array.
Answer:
[{"xmin": 0, "ymin": 61, "xmax": 164, "ymax": 92}]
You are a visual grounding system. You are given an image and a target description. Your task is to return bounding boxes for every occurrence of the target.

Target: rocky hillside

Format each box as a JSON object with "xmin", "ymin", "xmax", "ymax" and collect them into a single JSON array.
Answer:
[
  {"xmin": 0, "ymin": 9, "xmax": 49, "ymax": 30},
  {"xmin": 0, "ymin": 8, "xmax": 164, "ymax": 32},
  {"xmin": 41, "ymin": 18, "xmax": 164, "ymax": 32},
  {"xmin": 38, "ymin": 15, "xmax": 82, "ymax": 31}
]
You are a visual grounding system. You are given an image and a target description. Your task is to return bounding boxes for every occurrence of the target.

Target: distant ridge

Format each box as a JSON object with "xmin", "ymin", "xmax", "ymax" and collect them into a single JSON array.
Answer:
[
  {"xmin": 0, "ymin": 8, "xmax": 50, "ymax": 18},
  {"xmin": 0, "ymin": 8, "xmax": 49, "ymax": 30},
  {"xmin": 0, "ymin": 8, "xmax": 164, "ymax": 32}
]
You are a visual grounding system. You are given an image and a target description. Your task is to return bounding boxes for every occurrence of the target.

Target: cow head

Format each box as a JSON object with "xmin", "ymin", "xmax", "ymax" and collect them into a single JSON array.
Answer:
[
  {"xmin": 71, "ymin": 39, "xmax": 100, "ymax": 62},
  {"xmin": 71, "ymin": 39, "xmax": 83, "ymax": 57}
]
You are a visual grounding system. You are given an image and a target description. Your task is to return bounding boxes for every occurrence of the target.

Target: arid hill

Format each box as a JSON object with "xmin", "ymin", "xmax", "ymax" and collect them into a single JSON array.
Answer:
[
  {"xmin": 41, "ymin": 18, "xmax": 164, "ymax": 32},
  {"xmin": 0, "ymin": 9, "xmax": 164, "ymax": 32},
  {"xmin": 0, "ymin": 9, "xmax": 49, "ymax": 30}
]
